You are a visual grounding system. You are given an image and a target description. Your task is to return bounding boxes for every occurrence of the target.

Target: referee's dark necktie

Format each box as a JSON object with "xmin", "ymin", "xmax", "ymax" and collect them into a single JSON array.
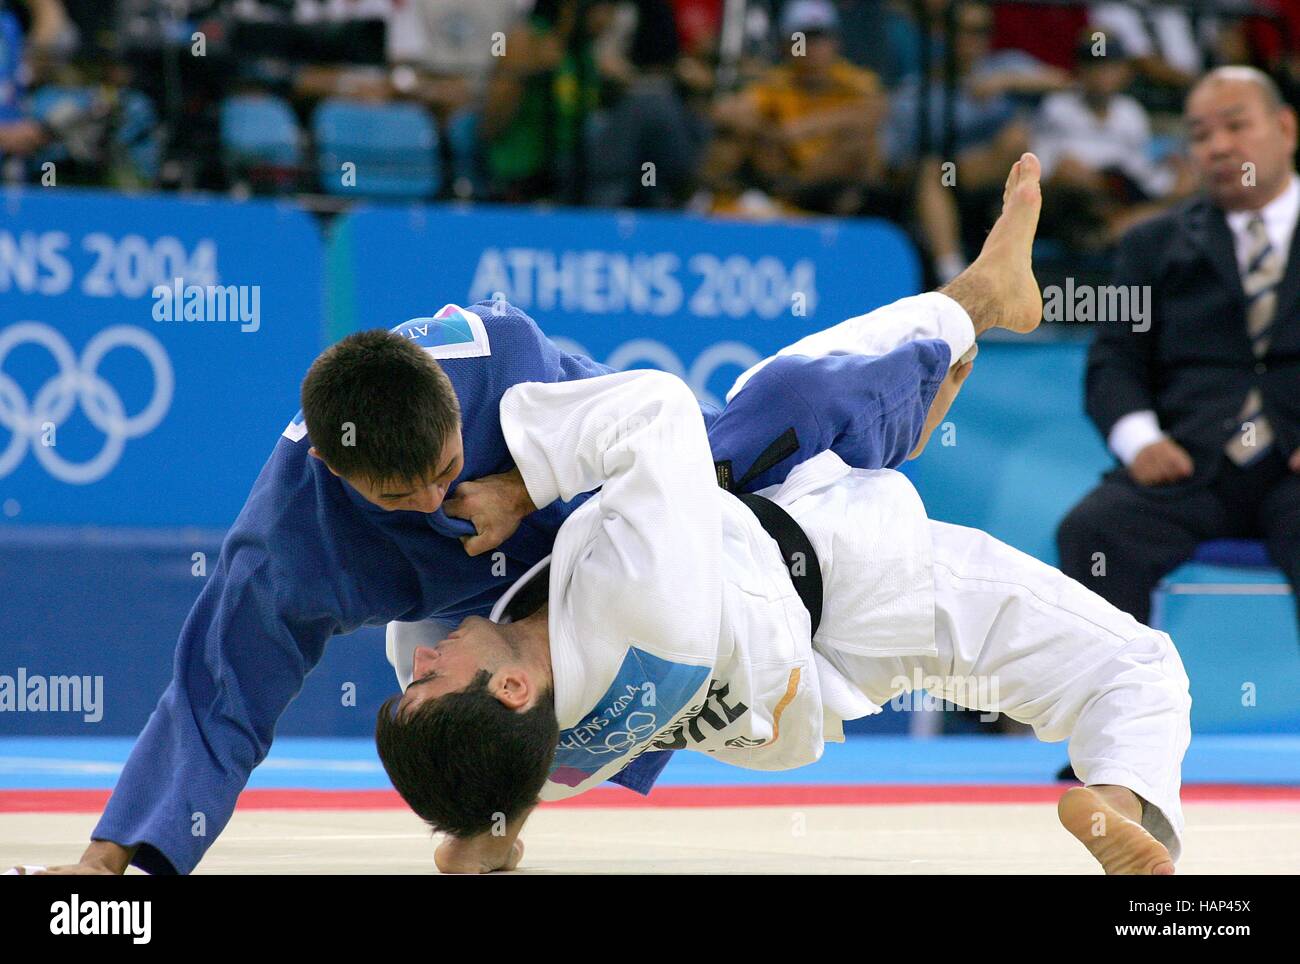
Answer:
[{"xmin": 1225, "ymin": 214, "xmax": 1280, "ymax": 465}]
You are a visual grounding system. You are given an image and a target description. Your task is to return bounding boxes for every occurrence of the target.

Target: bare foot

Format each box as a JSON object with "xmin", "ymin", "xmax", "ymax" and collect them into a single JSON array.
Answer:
[
  {"xmin": 941, "ymin": 153, "xmax": 1044, "ymax": 335},
  {"xmin": 1058, "ymin": 785, "xmax": 1175, "ymax": 875}
]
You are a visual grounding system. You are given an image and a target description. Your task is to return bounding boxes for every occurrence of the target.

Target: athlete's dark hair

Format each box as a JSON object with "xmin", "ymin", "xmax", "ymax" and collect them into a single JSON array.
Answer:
[
  {"xmin": 375, "ymin": 671, "xmax": 558, "ymax": 838},
  {"xmin": 300, "ymin": 329, "xmax": 460, "ymax": 485}
]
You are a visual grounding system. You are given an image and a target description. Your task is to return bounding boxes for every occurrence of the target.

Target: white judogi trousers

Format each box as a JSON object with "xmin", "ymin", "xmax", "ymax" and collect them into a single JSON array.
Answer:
[
  {"xmin": 731, "ymin": 290, "xmax": 1190, "ymax": 859},
  {"xmin": 818, "ymin": 518, "xmax": 1192, "ymax": 862}
]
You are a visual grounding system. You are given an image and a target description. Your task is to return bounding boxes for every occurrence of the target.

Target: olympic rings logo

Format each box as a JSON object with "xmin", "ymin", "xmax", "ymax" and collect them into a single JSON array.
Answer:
[
  {"xmin": 0, "ymin": 322, "xmax": 174, "ymax": 484},
  {"xmin": 576, "ymin": 711, "xmax": 662, "ymax": 756},
  {"xmin": 550, "ymin": 336, "xmax": 762, "ymax": 410}
]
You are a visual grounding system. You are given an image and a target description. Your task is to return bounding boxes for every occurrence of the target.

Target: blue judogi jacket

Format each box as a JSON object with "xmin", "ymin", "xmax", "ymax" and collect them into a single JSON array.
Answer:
[{"xmin": 93, "ymin": 301, "xmax": 951, "ymax": 874}]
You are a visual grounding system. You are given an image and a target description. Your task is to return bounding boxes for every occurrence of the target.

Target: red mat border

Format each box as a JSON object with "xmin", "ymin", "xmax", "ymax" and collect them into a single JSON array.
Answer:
[{"xmin": 3, "ymin": 783, "xmax": 1299, "ymax": 813}]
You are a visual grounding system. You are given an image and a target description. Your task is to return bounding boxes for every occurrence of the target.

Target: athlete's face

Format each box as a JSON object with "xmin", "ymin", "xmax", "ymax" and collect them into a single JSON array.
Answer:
[
  {"xmin": 399, "ymin": 624, "xmax": 492, "ymax": 714},
  {"xmin": 322, "ymin": 428, "xmax": 465, "ymax": 514},
  {"xmin": 398, "ymin": 615, "xmax": 547, "ymax": 717}
]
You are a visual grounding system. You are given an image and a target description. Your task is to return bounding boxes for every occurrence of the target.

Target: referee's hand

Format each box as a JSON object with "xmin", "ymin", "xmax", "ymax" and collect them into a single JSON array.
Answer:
[
  {"xmin": 1129, "ymin": 438, "xmax": 1194, "ymax": 486},
  {"xmin": 444, "ymin": 467, "xmax": 537, "ymax": 556}
]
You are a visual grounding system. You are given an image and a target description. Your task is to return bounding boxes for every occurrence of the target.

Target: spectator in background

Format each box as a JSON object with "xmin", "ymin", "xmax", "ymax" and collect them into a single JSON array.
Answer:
[
  {"xmin": 832, "ymin": 0, "xmax": 919, "ymax": 89},
  {"xmin": 288, "ymin": 1, "xmax": 405, "ymax": 101},
  {"xmin": 0, "ymin": 3, "xmax": 41, "ymax": 162},
  {"xmin": 670, "ymin": 0, "xmax": 721, "ymax": 106},
  {"xmin": 1216, "ymin": 0, "xmax": 1300, "ymax": 114},
  {"xmin": 1234, "ymin": 0, "xmax": 1300, "ymax": 74},
  {"xmin": 886, "ymin": 0, "xmax": 1068, "ymax": 280},
  {"xmin": 704, "ymin": 0, "xmax": 889, "ymax": 218},
  {"xmin": 287, "ymin": 1, "xmax": 521, "ymax": 110},
  {"xmin": 877, "ymin": 0, "xmax": 954, "ymax": 89},
  {"xmin": 1088, "ymin": 0, "xmax": 1231, "ymax": 112},
  {"xmin": 1057, "ymin": 67, "xmax": 1300, "ymax": 630},
  {"xmin": 881, "ymin": 0, "xmax": 1079, "ymax": 88},
  {"xmin": 586, "ymin": 0, "xmax": 704, "ymax": 207},
  {"xmin": 384, "ymin": 0, "xmax": 526, "ymax": 197},
  {"xmin": 481, "ymin": 0, "xmax": 614, "ymax": 202},
  {"xmin": 673, "ymin": 0, "xmax": 721, "ymax": 60},
  {"xmin": 245, "ymin": 1, "xmax": 523, "ymax": 198},
  {"xmin": 1032, "ymin": 36, "xmax": 1193, "ymax": 252},
  {"xmin": 0, "ymin": 0, "xmax": 69, "ymax": 165},
  {"xmin": 384, "ymin": 0, "xmax": 525, "ymax": 116}
]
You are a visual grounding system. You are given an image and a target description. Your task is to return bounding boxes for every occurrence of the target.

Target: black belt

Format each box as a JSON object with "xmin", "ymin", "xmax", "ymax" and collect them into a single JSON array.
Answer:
[
  {"xmin": 732, "ymin": 492, "xmax": 823, "ymax": 638},
  {"xmin": 499, "ymin": 493, "xmax": 822, "ymax": 635},
  {"xmin": 714, "ymin": 428, "xmax": 823, "ymax": 638}
]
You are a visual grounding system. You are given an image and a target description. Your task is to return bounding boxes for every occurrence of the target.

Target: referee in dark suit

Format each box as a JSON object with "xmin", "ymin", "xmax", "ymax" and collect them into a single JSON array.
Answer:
[{"xmin": 1058, "ymin": 67, "xmax": 1300, "ymax": 629}]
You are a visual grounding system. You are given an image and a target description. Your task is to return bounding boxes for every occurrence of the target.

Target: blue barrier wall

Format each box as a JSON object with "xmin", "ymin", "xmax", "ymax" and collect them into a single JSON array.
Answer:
[
  {"xmin": 0, "ymin": 188, "xmax": 322, "ymax": 527},
  {"xmin": 329, "ymin": 203, "xmax": 921, "ymax": 407},
  {"xmin": 907, "ymin": 339, "xmax": 1110, "ymax": 564},
  {"xmin": 0, "ymin": 188, "xmax": 349, "ymax": 736},
  {"xmin": 0, "ymin": 528, "xmax": 398, "ymax": 736}
]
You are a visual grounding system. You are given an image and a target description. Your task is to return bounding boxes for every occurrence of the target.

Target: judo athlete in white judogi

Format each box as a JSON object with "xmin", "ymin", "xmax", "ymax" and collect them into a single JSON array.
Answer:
[{"xmin": 374, "ymin": 156, "xmax": 1192, "ymax": 876}]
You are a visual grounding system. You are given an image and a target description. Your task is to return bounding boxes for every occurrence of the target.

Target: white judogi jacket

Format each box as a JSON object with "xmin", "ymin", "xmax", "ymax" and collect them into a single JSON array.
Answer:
[{"xmin": 498, "ymin": 369, "xmax": 942, "ymax": 801}]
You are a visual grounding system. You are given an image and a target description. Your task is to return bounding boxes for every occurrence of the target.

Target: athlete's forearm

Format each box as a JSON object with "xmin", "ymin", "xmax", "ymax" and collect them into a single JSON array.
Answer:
[
  {"xmin": 92, "ymin": 682, "xmax": 255, "ymax": 875},
  {"xmin": 93, "ymin": 516, "xmax": 340, "ymax": 874}
]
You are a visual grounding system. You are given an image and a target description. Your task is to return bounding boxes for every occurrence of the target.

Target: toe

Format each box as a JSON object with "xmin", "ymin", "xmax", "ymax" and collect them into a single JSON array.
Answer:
[{"xmin": 1018, "ymin": 151, "xmax": 1041, "ymax": 183}]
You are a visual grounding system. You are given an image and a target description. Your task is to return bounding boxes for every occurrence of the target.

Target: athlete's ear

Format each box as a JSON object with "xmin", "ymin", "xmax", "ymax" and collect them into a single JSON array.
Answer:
[
  {"xmin": 494, "ymin": 668, "xmax": 537, "ymax": 712},
  {"xmin": 308, "ymin": 447, "xmax": 341, "ymax": 477}
]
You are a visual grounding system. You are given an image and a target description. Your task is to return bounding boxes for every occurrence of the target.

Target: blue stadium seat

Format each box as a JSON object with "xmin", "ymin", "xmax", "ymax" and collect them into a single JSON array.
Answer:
[
  {"xmin": 219, "ymin": 93, "xmax": 303, "ymax": 193},
  {"xmin": 1151, "ymin": 539, "xmax": 1299, "ymax": 733},
  {"xmin": 312, "ymin": 98, "xmax": 440, "ymax": 199},
  {"xmin": 1188, "ymin": 538, "xmax": 1274, "ymax": 568}
]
